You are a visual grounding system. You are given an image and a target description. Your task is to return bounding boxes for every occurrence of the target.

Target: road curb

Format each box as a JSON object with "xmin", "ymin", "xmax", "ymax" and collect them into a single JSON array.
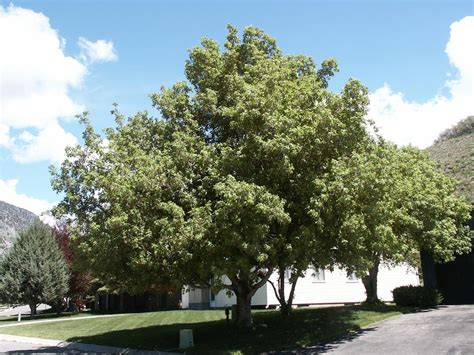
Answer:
[{"xmin": 0, "ymin": 333, "xmax": 176, "ymax": 354}]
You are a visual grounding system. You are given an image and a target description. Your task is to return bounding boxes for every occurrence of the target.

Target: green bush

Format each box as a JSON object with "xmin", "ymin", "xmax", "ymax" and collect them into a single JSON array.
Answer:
[{"xmin": 392, "ymin": 285, "xmax": 443, "ymax": 308}]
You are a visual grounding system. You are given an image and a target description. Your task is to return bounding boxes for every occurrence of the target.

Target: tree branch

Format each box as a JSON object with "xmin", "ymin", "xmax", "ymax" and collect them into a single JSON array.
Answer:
[
  {"xmin": 288, "ymin": 276, "xmax": 298, "ymax": 307},
  {"xmin": 268, "ymin": 278, "xmax": 281, "ymax": 303},
  {"xmin": 250, "ymin": 268, "xmax": 273, "ymax": 297},
  {"xmin": 222, "ymin": 283, "xmax": 237, "ymax": 292}
]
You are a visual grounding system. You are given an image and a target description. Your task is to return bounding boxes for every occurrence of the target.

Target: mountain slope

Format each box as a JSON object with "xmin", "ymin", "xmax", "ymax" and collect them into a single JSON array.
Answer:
[
  {"xmin": 0, "ymin": 201, "xmax": 38, "ymax": 252},
  {"xmin": 427, "ymin": 116, "xmax": 474, "ymax": 205}
]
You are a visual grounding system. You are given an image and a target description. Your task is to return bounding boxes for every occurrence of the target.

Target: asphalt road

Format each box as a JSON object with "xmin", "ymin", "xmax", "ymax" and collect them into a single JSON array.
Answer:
[
  {"xmin": 318, "ymin": 305, "xmax": 474, "ymax": 354},
  {"xmin": 0, "ymin": 304, "xmax": 50, "ymax": 317},
  {"xmin": 0, "ymin": 337, "xmax": 166, "ymax": 354},
  {"xmin": 0, "ymin": 334, "xmax": 173, "ymax": 354},
  {"xmin": 0, "ymin": 340, "xmax": 81, "ymax": 353}
]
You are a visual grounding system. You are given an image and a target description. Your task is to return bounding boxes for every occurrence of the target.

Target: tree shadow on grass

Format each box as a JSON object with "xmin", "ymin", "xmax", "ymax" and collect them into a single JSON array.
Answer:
[{"xmin": 64, "ymin": 305, "xmax": 417, "ymax": 354}]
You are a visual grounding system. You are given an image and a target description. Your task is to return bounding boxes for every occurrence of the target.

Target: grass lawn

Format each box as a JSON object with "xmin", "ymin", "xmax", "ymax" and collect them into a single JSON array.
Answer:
[{"xmin": 0, "ymin": 305, "xmax": 412, "ymax": 354}]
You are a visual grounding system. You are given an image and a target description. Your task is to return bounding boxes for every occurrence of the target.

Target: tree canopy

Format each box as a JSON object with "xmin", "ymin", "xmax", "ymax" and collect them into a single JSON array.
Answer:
[
  {"xmin": 51, "ymin": 25, "xmax": 371, "ymax": 325},
  {"xmin": 311, "ymin": 141, "xmax": 472, "ymax": 302}
]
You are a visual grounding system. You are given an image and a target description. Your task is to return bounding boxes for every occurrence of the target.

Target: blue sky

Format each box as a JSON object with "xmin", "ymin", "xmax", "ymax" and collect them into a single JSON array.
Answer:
[{"xmin": 0, "ymin": 1, "xmax": 472, "ymax": 214}]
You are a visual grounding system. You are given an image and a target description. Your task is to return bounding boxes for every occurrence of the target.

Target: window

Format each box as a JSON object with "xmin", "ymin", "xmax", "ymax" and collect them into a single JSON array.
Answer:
[
  {"xmin": 346, "ymin": 272, "xmax": 358, "ymax": 282},
  {"xmin": 311, "ymin": 268, "xmax": 325, "ymax": 282}
]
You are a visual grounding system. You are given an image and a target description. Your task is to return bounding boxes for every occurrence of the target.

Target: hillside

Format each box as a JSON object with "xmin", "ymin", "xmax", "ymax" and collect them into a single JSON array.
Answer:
[
  {"xmin": 0, "ymin": 201, "xmax": 38, "ymax": 252},
  {"xmin": 427, "ymin": 116, "xmax": 474, "ymax": 206}
]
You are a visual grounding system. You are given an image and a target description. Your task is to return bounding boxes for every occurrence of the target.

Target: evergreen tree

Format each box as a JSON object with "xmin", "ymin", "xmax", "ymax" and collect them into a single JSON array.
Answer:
[{"xmin": 0, "ymin": 219, "xmax": 69, "ymax": 318}]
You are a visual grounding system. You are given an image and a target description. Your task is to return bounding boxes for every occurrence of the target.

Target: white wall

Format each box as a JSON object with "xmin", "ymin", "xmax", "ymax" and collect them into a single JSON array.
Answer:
[
  {"xmin": 377, "ymin": 264, "xmax": 420, "ymax": 300},
  {"xmin": 265, "ymin": 267, "xmax": 367, "ymax": 305},
  {"xmin": 181, "ymin": 287, "xmax": 189, "ymax": 308},
  {"xmin": 264, "ymin": 264, "xmax": 419, "ymax": 305},
  {"xmin": 181, "ymin": 264, "xmax": 419, "ymax": 308}
]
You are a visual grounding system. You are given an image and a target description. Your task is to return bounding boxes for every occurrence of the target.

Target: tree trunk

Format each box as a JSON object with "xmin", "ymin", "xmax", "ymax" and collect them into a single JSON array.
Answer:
[
  {"xmin": 270, "ymin": 266, "xmax": 298, "ymax": 317},
  {"xmin": 29, "ymin": 302, "xmax": 37, "ymax": 319},
  {"xmin": 228, "ymin": 269, "xmax": 273, "ymax": 327},
  {"xmin": 278, "ymin": 266, "xmax": 288, "ymax": 316},
  {"xmin": 235, "ymin": 291, "xmax": 253, "ymax": 327},
  {"xmin": 55, "ymin": 299, "xmax": 62, "ymax": 315},
  {"xmin": 286, "ymin": 278, "xmax": 297, "ymax": 314},
  {"xmin": 362, "ymin": 260, "xmax": 380, "ymax": 304},
  {"xmin": 420, "ymin": 249, "xmax": 438, "ymax": 289}
]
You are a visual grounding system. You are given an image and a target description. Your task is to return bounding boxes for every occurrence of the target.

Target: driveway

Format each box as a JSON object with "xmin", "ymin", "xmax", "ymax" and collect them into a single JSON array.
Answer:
[{"xmin": 318, "ymin": 305, "xmax": 474, "ymax": 354}]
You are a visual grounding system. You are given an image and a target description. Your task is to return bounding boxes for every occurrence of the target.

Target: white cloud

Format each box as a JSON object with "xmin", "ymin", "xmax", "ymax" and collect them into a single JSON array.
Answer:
[
  {"xmin": 0, "ymin": 123, "xmax": 11, "ymax": 148},
  {"xmin": 12, "ymin": 123, "xmax": 78, "ymax": 163},
  {"xmin": 0, "ymin": 179, "xmax": 54, "ymax": 215},
  {"xmin": 0, "ymin": 5, "xmax": 86, "ymax": 130},
  {"xmin": 0, "ymin": 5, "xmax": 117, "ymax": 163},
  {"xmin": 78, "ymin": 37, "xmax": 118, "ymax": 64},
  {"xmin": 368, "ymin": 16, "xmax": 473, "ymax": 148}
]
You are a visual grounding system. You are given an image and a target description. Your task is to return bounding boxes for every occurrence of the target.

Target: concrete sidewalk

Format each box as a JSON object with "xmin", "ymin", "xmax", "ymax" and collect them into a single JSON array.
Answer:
[{"xmin": 0, "ymin": 334, "xmax": 176, "ymax": 354}]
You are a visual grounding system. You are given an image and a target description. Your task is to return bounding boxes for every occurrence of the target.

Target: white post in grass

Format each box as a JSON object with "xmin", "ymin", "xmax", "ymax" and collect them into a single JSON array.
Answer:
[
  {"xmin": 179, "ymin": 329, "xmax": 194, "ymax": 349},
  {"xmin": 17, "ymin": 313, "xmax": 21, "ymax": 322}
]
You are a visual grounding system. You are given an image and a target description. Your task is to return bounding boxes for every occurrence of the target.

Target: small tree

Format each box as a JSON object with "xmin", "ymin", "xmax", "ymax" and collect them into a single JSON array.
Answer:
[
  {"xmin": 53, "ymin": 226, "xmax": 92, "ymax": 311},
  {"xmin": 312, "ymin": 142, "xmax": 471, "ymax": 303},
  {"xmin": 0, "ymin": 220, "xmax": 69, "ymax": 318}
]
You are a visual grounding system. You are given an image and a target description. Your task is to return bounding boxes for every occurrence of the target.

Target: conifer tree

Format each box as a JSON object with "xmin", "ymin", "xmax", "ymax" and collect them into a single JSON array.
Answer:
[{"xmin": 0, "ymin": 219, "xmax": 69, "ymax": 318}]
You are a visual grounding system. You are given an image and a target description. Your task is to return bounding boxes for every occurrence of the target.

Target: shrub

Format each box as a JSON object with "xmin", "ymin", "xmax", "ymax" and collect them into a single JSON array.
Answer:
[{"xmin": 392, "ymin": 285, "xmax": 443, "ymax": 308}]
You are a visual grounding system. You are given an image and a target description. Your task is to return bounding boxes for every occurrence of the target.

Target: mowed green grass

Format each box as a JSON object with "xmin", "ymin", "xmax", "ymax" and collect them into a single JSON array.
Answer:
[{"xmin": 0, "ymin": 305, "xmax": 409, "ymax": 354}]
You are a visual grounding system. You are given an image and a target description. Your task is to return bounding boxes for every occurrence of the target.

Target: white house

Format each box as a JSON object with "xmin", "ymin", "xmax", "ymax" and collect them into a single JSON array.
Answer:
[{"xmin": 181, "ymin": 264, "xmax": 419, "ymax": 309}]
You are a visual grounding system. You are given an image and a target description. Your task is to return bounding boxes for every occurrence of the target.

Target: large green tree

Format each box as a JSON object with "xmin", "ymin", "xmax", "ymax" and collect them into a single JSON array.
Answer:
[
  {"xmin": 312, "ymin": 141, "xmax": 472, "ymax": 303},
  {"xmin": 0, "ymin": 220, "xmax": 70, "ymax": 318},
  {"xmin": 51, "ymin": 26, "xmax": 370, "ymax": 325}
]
